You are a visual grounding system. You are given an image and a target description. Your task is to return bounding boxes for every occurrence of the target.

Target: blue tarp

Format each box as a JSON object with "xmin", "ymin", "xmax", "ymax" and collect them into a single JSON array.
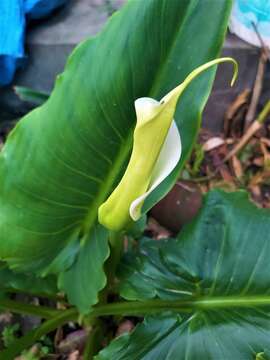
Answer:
[
  {"xmin": 0, "ymin": 0, "xmax": 67, "ymax": 86},
  {"xmin": 24, "ymin": 0, "xmax": 67, "ymax": 19}
]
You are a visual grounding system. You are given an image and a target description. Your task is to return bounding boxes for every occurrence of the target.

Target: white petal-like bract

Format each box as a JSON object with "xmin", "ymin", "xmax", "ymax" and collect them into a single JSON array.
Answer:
[{"xmin": 130, "ymin": 110, "xmax": 181, "ymax": 220}]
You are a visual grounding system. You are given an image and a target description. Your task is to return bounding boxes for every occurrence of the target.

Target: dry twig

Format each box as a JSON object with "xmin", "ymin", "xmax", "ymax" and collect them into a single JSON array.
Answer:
[
  {"xmin": 224, "ymin": 89, "xmax": 250, "ymax": 136},
  {"xmin": 244, "ymin": 22, "xmax": 270, "ymax": 129},
  {"xmin": 244, "ymin": 51, "xmax": 267, "ymax": 129},
  {"xmin": 252, "ymin": 22, "xmax": 270, "ymax": 60},
  {"xmin": 224, "ymin": 100, "xmax": 270, "ymax": 162}
]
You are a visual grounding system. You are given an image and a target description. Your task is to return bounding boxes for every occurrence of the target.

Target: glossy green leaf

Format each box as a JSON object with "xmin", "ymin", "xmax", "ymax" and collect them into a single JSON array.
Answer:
[
  {"xmin": 97, "ymin": 190, "xmax": 270, "ymax": 359},
  {"xmin": 0, "ymin": 0, "xmax": 231, "ymax": 274},
  {"xmin": 58, "ymin": 224, "xmax": 110, "ymax": 314}
]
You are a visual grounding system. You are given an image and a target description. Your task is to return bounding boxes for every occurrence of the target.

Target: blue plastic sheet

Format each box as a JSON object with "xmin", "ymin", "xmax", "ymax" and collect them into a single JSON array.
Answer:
[
  {"xmin": 0, "ymin": 1, "xmax": 25, "ymax": 86},
  {"xmin": 230, "ymin": 0, "xmax": 270, "ymax": 48},
  {"xmin": 25, "ymin": 0, "xmax": 67, "ymax": 19},
  {"xmin": 0, "ymin": 0, "xmax": 67, "ymax": 86}
]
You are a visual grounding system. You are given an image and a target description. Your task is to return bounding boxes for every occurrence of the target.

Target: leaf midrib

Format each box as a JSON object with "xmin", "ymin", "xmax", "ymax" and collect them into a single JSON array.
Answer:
[
  {"xmin": 90, "ymin": 296, "xmax": 270, "ymax": 317},
  {"xmin": 2, "ymin": 295, "xmax": 269, "ymax": 328}
]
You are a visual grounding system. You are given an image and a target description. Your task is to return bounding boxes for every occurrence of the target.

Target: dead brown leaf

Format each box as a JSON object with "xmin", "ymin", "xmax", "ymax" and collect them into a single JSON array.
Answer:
[
  {"xmin": 260, "ymin": 141, "xmax": 270, "ymax": 168},
  {"xmin": 250, "ymin": 184, "xmax": 262, "ymax": 205},
  {"xmin": 116, "ymin": 320, "xmax": 134, "ymax": 337},
  {"xmin": 57, "ymin": 329, "xmax": 88, "ymax": 354},
  {"xmin": 67, "ymin": 350, "xmax": 80, "ymax": 360},
  {"xmin": 253, "ymin": 156, "xmax": 264, "ymax": 167},
  {"xmin": 219, "ymin": 165, "xmax": 235, "ymax": 183},
  {"xmin": 147, "ymin": 218, "xmax": 172, "ymax": 240},
  {"xmin": 231, "ymin": 155, "xmax": 243, "ymax": 179},
  {"xmin": 224, "ymin": 89, "xmax": 250, "ymax": 136},
  {"xmin": 202, "ymin": 137, "xmax": 225, "ymax": 152},
  {"xmin": 261, "ymin": 137, "xmax": 270, "ymax": 147}
]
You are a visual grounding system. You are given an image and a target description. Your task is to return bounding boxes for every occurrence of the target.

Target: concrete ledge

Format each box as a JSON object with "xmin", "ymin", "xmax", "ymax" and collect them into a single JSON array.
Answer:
[{"xmin": 205, "ymin": 33, "xmax": 261, "ymax": 132}]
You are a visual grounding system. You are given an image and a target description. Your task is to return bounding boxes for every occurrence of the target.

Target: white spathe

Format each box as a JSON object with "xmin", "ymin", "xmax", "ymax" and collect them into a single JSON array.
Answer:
[{"xmin": 130, "ymin": 97, "xmax": 181, "ymax": 221}]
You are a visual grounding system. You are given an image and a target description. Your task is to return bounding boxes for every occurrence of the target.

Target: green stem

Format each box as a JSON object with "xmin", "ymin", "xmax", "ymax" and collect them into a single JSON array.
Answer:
[
  {"xmin": 108, "ymin": 230, "xmax": 124, "ymax": 280},
  {"xmin": 4, "ymin": 287, "xmax": 64, "ymax": 302},
  {"xmin": 83, "ymin": 320, "xmax": 105, "ymax": 360},
  {"xmin": 83, "ymin": 231, "xmax": 124, "ymax": 357},
  {"xmin": 99, "ymin": 231, "xmax": 124, "ymax": 304},
  {"xmin": 0, "ymin": 298, "xmax": 61, "ymax": 319},
  {"xmin": 99, "ymin": 296, "xmax": 270, "ymax": 315},
  {"xmin": 93, "ymin": 231, "xmax": 124, "ymax": 356},
  {"xmin": 4, "ymin": 295, "xmax": 270, "ymax": 323},
  {"xmin": 257, "ymin": 99, "xmax": 270, "ymax": 124},
  {"xmin": 0, "ymin": 308, "xmax": 77, "ymax": 360},
  {"xmin": 90, "ymin": 296, "xmax": 270, "ymax": 316},
  {"xmin": 3, "ymin": 295, "xmax": 270, "ymax": 359}
]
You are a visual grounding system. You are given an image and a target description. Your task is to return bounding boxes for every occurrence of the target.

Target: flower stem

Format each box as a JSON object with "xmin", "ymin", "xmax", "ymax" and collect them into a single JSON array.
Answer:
[
  {"xmin": 108, "ymin": 230, "xmax": 124, "ymax": 281},
  {"xmin": 99, "ymin": 230, "xmax": 124, "ymax": 304},
  {"xmin": 82, "ymin": 319, "xmax": 105, "ymax": 360}
]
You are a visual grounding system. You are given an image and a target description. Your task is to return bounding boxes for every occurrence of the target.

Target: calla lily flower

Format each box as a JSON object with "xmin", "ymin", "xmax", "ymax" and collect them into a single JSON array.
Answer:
[{"xmin": 98, "ymin": 58, "xmax": 238, "ymax": 231}]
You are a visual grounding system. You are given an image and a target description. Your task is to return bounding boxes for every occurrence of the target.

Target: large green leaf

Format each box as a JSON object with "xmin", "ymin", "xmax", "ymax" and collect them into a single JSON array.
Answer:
[
  {"xmin": 97, "ymin": 190, "xmax": 270, "ymax": 359},
  {"xmin": 0, "ymin": 0, "xmax": 232, "ymax": 274},
  {"xmin": 58, "ymin": 224, "xmax": 110, "ymax": 313}
]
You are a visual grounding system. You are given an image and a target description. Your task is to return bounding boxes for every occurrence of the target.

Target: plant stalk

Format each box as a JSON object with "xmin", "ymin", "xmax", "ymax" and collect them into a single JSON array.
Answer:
[
  {"xmin": 83, "ymin": 320, "xmax": 105, "ymax": 360},
  {"xmin": 224, "ymin": 100, "xmax": 270, "ymax": 162},
  {"xmin": 0, "ymin": 307, "xmax": 77, "ymax": 360},
  {"xmin": 3, "ymin": 295, "xmax": 270, "ymax": 359},
  {"xmin": 0, "ymin": 298, "xmax": 61, "ymax": 319},
  {"xmin": 108, "ymin": 230, "xmax": 124, "ymax": 281}
]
